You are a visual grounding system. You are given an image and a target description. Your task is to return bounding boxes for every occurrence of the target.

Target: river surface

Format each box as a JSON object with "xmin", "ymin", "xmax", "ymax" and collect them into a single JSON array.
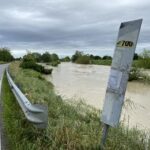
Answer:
[{"xmin": 45, "ymin": 62, "xmax": 150, "ymax": 130}]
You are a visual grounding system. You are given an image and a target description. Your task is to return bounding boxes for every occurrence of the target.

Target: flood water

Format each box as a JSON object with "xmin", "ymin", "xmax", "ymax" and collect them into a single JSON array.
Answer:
[{"xmin": 45, "ymin": 62, "xmax": 150, "ymax": 130}]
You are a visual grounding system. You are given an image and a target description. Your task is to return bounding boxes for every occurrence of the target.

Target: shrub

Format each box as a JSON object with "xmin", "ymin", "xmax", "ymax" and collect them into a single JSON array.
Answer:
[
  {"xmin": 91, "ymin": 59, "xmax": 112, "ymax": 66},
  {"xmin": 51, "ymin": 61, "xmax": 60, "ymax": 67},
  {"xmin": 71, "ymin": 51, "xmax": 83, "ymax": 62},
  {"xmin": 71, "ymin": 51, "xmax": 112, "ymax": 65},
  {"xmin": 133, "ymin": 53, "xmax": 139, "ymax": 60},
  {"xmin": 138, "ymin": 59, "xmax": 150, "ymax": 69},
  {"xmin": 61, "ymin": 56, "xmax": 71, "ymax": 62},
  {"xmin": 32, "ymin": 52, "xmax": 42, "ymax": 62},
  {"xmin": 51, "ymin": 53, "xmax": 59, "ymax": 62},
  {"xmin": 46, "ymin": 60, "xmax": 60, "ymax": 67},
  {"xmin": 20, "ymin": 61, "xmax": 52, "ymax": 74},
  {"xmin": 76, "ymin": 55, "xmax": 91, "ymax": 64},
  {"xmin": 41, "ymin": 52, "xmax": 51, "ymax": 62},
  {"xmin": 128, "ymin": 67, "xmax": 141, "ymax": 81},
  {"xmin": 102, "ymin": 55, "xmax": 112, "ymax": 60},
  {"xmin": 137, "ymin": 49, "xmax": 150, "ymax": 69},
  {"xmin": 22, "ymin": 53, "xmax": 35, "ymax": 62},
  {"xmin": 43, "ymin": 68, "xmax": 53, "ymax": 74}
]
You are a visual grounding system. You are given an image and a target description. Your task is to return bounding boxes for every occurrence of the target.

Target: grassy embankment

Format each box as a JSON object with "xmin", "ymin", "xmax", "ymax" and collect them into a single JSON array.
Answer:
[
  {"xmin": 0, "ymin": 61, "xmax": 6, "ymax": 64},
  {"xmin": 73, "ymin": 56, "xmax": 150, "ymax": 83},
  {"xmin": 2, "ymin": 61, "xmax": 150, "ymax": 150},
  {"xmin": 91, "ymin": 60, "xmax": 112, "ymax": 66},
  {"xmin": 89, "ymin": 59, "xmax": 150, "ymax": 83},
  {"xmin": 74, "ymin": 57, "xmax": 112, "ymax": 66},
  {"xmin": 73, "ymin": 57, "xmax": 147, "ymax": 66}
]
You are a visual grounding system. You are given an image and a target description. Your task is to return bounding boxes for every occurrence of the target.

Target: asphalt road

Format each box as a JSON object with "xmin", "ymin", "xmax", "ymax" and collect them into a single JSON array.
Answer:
[{"xmin": 0, "ymin": 64, "xmax": 9, "ymax": 150}]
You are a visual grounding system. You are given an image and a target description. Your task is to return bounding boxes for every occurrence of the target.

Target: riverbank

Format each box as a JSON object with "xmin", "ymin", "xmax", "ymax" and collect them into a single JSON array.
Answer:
[
  {"xmin": 45, "ymin": 62, "xmax": 150, "ymax": 130},
  {"xmin": 90, "ymin": 59, "xmax": 112, "ymax": 66},
  {"xmin": 1, "ymin": 61, "xmax": 150, "ymax": 149}
]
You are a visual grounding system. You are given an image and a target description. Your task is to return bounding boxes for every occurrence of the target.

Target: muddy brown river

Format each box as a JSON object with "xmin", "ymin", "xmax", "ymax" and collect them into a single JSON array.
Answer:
[{"xmin": 44, "ymin": 62, "xmax": 150, "ymax": 130}]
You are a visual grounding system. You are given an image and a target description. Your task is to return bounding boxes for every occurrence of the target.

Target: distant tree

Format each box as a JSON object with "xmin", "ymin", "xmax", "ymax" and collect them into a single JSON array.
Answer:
[
  {"xmin": 90, "ymin": 54, "xmax": 94, "ymax": 59},
  {"xmin": 94, "ymin": 55, "xmax": 101, "ymax": 60},
  {"xmin": 102, "ymin": 55, "xmax": 112, "ymax": 60},
  {"xmin": 90, "ymin": 55, "xmax": 101, "ymax": 60},
  {"xmin": 76, "ymin": 55, "xmax": 90, "ymax": 64},
  {"xmin": 22, "ymin": 53, "xmax": 35, "ymax": 62},
  {"xmin": 61, "ymin": 56, "xmax": 71, "ymax": 62},
  {"xmin": 133, "ymin": 53, "xmax": 139, "ymax": 60},
  {"xmin": 41, "ymin": 52, "xmax": 51, "ymax": 62},
  {"xmin": 32, "ymin": 52, "xmax": 42, "ymax": 62},
  {"xmin": 71, "ymin": 51, "xmax": 83, "ymax": 62},
  {"xmin": 51, "ymin": 53, "xmax": 59, "ymax": 61},
  {"xmin": 0, "ymin": 47, "xmax": 14, "ymax": 62}
]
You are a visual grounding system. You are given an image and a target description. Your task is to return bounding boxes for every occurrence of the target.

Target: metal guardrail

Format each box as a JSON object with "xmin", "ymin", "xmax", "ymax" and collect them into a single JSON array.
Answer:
[{"xmin": 6, "ymin": 68, "xmax": 48, "ymax": 129}]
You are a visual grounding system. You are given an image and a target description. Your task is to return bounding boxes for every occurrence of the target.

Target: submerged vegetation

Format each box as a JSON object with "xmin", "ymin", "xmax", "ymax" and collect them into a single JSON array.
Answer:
[
  {"xmin": 2, "ymin": 47, "xmax": 150, "ymax": 83},
  {"xmin": 71, "ymin": 51, "xmax": 112, "ymax": 65},
  {"xmin": 70, "ymin": 49, "xmax": 150, "ymax": 70},
  {"xmin": 129, "ymin": 50, "xmax": 150, "ymax": 82},
  {"xmin": 133, "ymin": 49, "xmax": 150, "ymax": 69},
  {"xmin": 1, "ymin": 61, "xmax": 150, "ymax": 149},
  {"xmin": 20, "ymin": 53, "xmax": 52, "ymax": 74},
  {"xmin": 19, "ymin": 51, "xmax": 60, "ymax": 67},
  {"xmin": 129, "ymin": 67, "xmax": 141, "ymax": 81},
  {"xmin": 40, "ymin": 52, "xmax": 60, "ymax": 67},
  {"xmin": 61, "ymin": 56, "xmax": 71, "ymax": 62},
  {"xmin": 129, "ymin": 67, "xmax": 150, "ymax": 84}
]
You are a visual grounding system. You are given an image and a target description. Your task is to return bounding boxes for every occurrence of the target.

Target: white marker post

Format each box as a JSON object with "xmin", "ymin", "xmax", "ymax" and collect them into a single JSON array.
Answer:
[{"xmin": 100, "ymin": 19, "xmax": 142, "ymax": 149}]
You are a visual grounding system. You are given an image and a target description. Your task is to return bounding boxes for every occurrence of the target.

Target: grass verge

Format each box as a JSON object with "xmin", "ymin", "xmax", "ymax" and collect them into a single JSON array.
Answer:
[
  {"xmin": 1, "ymin": 61, "xmax": 150, "ymax": 150},
  {"xmin": 0, "ymin": 61, "xmax": 6, "ymax": 64},
  {"xmin": 91, "ymin": 60, "xmax": 112, "ymax": 66}
]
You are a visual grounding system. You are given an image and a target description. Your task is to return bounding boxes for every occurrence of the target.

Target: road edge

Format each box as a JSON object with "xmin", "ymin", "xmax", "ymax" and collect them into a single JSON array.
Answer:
[{"xmin": 0, "ymin": 70, "xmax": 7, "ymax": 150}]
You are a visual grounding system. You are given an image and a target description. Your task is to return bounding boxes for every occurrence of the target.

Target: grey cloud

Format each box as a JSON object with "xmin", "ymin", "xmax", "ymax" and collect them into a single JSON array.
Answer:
[{"xmin": 0, "ymin": 0, "xmax": 150, "ymax": 57}]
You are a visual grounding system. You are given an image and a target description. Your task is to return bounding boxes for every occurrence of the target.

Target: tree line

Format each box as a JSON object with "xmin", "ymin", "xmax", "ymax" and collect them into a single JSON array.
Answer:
[
  {"xmin": 27, "ymin": 52, "xmax": 59, "ymax": 63},
  {"xmin": 1, "ymin": 47, "xmax": 150, "ymax": 68},
  {"xmin": 0, "ymin": 48, "xmax": 14, "ymax": 62}
]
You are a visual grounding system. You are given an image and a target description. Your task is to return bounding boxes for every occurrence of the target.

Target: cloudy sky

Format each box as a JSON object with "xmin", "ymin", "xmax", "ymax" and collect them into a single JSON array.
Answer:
[{"xmin": 0, "ymin": 0, "xmax": 150, "ymax": 57}]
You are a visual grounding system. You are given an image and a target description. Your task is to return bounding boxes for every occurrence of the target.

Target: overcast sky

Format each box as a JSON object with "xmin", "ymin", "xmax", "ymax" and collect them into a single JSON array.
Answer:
[{"xmin": 0, "ymin": 0, "xmax": 150, "ymax": 57}]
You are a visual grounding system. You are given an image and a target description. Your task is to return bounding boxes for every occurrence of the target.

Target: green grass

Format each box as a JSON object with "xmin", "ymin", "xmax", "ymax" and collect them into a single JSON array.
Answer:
[
  {"xmin": 75, "ymin": 55, "xmax": 91, "ymax": 64},
  {"xmin": 0, "ymin": 61, "xmax": 6, "ymax": 64},
  {"xmin": 128, "ymin": 67, "xmax": 150, "ymax": 84},
  {"xmin": 1, "ymin": 61, "xmax": 150, "ymax": 150},
  {"xmin": 75, "ymin": 59, "xmax": 150, "ymax": 67},
  {"xmin": 132, "ymin": 59, "xmax": 150, "ymax": 69},
  {"xmin": 91, "ymin": 60, "xmax": 146, "ymax": 67},
  {"xmin": 91, "ymin": 60, "xmax": 112, "ymax": 66}
]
